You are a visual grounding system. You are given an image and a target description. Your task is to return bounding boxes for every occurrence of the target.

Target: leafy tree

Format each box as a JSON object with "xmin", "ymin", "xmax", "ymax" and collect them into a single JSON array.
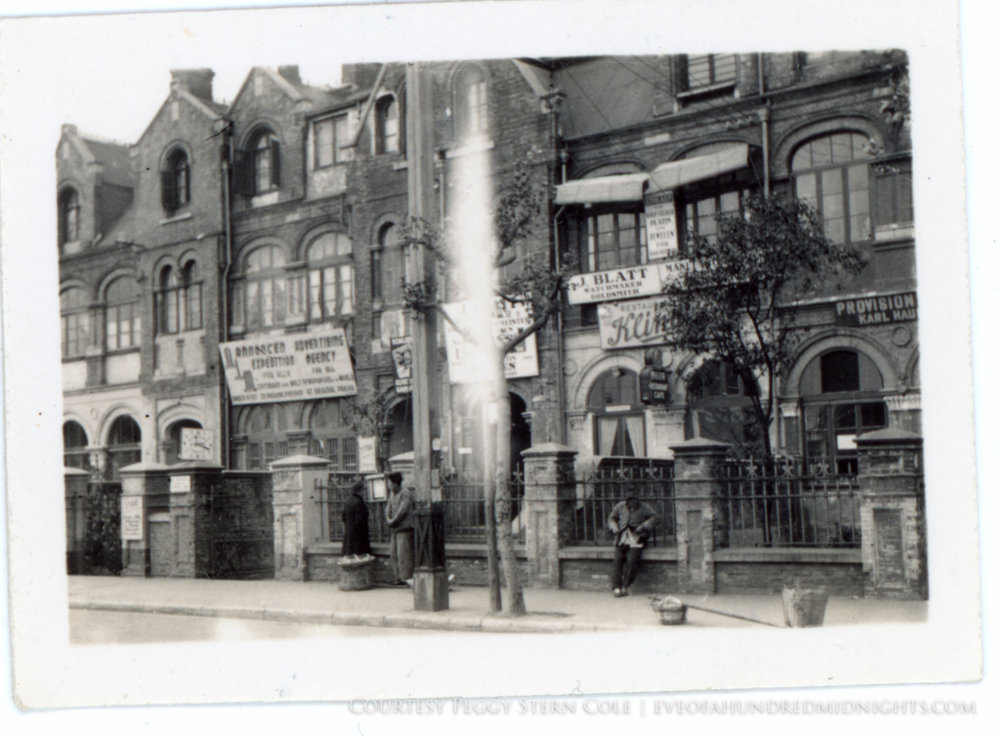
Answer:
[{"xmin": 665, "ymin": 194, "xmax": 865, "ymax": 458}]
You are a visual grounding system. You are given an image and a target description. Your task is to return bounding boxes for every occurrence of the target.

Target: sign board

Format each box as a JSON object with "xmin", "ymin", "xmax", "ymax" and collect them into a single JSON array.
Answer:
[
  {"xmin": 597, "ymin": 297, "xmax": 671, "ymax": 349},
  {"xmin": 645, "ymin": 191, "xmax": 679, "ymax": 260},
  {"xmin": 442, "ymin": 298, "xmax": 539, "ymax": 384},
  {"xmin": 121, "ymin": 496, "xmax": 144, "ymax": 541},
  {"xmin": 179, "ymin": 428, "xmax": 213, "ymax": 461},
  {"xmin": 833, "ymin": 291, "xmax": 917, "ymax": 327},
  {"xmin": 367, "ymin": 474, "xmax": 387, "ymax": 501},
  {"xmin": 358, "ymin": 435, "xmax": 378, "ymax": 474},
  {"xmin": 219, "ymin": 326, "xmax": 357, "ymax": 405},
  {"xmin": 639, "ymin": 366, "xmax": 671, "ymax": 405},
  {"xmin": 566, "ymin": 260, "xmax": 695, "ymax": 305},
  {"xmin": 169, "ymin": 474, "xmax": 192, "ymax": 494},
  {"xmin": 390, "ymin": 336, "xmax": 413, "ymax": 394}
]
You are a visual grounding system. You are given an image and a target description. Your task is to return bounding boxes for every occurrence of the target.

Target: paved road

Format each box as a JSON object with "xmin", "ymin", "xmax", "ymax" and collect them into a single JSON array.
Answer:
[{"xmin": 70, "ymin": 609, "xmax": 454, "ymax": 644}]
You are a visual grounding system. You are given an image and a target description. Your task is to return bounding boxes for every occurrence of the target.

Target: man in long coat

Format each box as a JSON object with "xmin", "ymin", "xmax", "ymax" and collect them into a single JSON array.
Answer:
[{"xmin": 341, "ymin": 479, "xmax": 372, "ymax": 557}]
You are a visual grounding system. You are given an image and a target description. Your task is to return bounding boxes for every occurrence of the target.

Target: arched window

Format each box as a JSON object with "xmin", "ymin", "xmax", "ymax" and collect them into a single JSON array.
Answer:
[
  {"xmin": 60, "ymin": 286, "xmax": 90, "ymax": 358},
  {"xmin": 156, "ymin": 266, "xmax": 179, "ymax": 334},
  {"xmin": 244, "ymin": 405, "xmax": 289, "ymax": 469},
  {"xmin": 792, "ymin": 132, "xmax": 873, "ymax": 245},
  {"xmin": 800, "ymin": 348, "xmax": 887, "ymax": 473},
  {"xmin": 249, "ymin": 129, "xmax": 280, "ymax": 195},
  {"xmin": 373, "ymin": 222, "xmax": 405, "ymax": 304},
  {"xmin": 305, "ymin": 232, "xmax": 353, "ymax": 321},
  {"xmin": 161, "ymin": 148, "xmax": 190, "ymax": 213},
  {"xmin": 63, "ymin": 421, "xmax": 90, "ymax": 470},
  {"xmin": 58, "ymin": 188, "xmax": 81, "ymax": 248},
  {"xmin": 454, "ymin": 64, "xmax": 488, "ymax": 141},
  {"xmin": 107, "ymin": 415, "xmax": 141, "ymax": 480},
  {"xmin": 375, "ymin": 95, "xmax": 400, "ymax": 154},
  {"xmin": 236, "ymin": 245, "xmax": 287, "ymax": 329},
  {"xmin": 105, "ymin": 276, "xmax": 141, "ymax": 350},
  {"xmin": 309, "ymin": 400, "xmax": 358, "ymax": 472},
  {"xmin": 182, "ymin": 261, "xmax": 203, "ymax": 331},
  {"xmin": 587, "ymin": 368, "xmax": 645, "ymax": 456}
]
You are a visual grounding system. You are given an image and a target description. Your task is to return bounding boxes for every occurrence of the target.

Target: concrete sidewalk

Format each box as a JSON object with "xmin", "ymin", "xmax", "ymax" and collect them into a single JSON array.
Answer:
[{"xmin": 67, "ymin": 576, "xmax": 928, "ymax": 634}]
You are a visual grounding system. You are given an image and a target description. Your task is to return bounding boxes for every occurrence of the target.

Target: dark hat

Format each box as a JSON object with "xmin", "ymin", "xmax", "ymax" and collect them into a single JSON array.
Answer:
[
  {"xmin": 351, "ymin": 478, "xmax": 365, "ymax": 494},
  {"xmin": 387, "ymin": 471, "xmax": 403, "ymax": 485}
]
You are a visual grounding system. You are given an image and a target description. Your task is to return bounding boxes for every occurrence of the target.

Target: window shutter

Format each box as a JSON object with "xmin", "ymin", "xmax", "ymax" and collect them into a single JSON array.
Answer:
[
  {"xmin": 270, "ymin": 138, "xmax": 281, "ymax": 188},
  {"xmin": 160, "ymin": 170, "xmax": 176, "ymax": 212}
]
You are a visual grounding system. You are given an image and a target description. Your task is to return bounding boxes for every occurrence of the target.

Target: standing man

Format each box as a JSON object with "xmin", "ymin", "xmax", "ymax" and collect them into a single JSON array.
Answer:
[
  {"xmin": 385, "ymin": 471, "xmax": 414, "ymax": 585},
  {"xmin": 607, "ymin": 495, "xmax": 658, "ymax": 597},
  {"xmin": 341, "ymin": 479, "xmax": 371, "ymax": 558}
]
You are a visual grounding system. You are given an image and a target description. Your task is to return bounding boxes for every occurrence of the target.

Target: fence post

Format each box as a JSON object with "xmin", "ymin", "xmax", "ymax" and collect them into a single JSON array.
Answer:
[
  {"xmin": 855, "ymin": 429, "xmax": 927, "ymax": 600},
  {"xmin": 118, "ymin": 463, "xmax": 170, "ymax": 577},
  {"xmin": 669, "ymin": 439, "xmax": 730, "ymax": 595},
  {"xmin": 271, "ymin": 454, "xmax": 330, "ymax": 581},
  {"xmin": 166, "ymin": 462, "xmax": 223, "ymax": 578},
  {"xmin": 64, "ymin": 468, "xmax": 90, "ymax": 574},
  {"xmin": 521, "ymin": 442, "xmax": 578, "ymax": 588}
]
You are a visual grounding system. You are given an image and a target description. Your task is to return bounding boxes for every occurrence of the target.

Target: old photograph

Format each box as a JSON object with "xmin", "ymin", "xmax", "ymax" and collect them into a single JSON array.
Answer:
[{"xmin": 1, "ymin": 0, "xmax": 985, "ymax": 723}]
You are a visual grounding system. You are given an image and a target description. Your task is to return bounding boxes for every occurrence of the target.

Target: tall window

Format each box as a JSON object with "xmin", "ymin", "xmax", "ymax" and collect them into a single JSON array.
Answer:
[
  {"xmin": 574, "ymin": 209, "xmax": 647, "ymax": 272},
  {"xmin": 309, "ymin": 400, "xmax": 358, "ymax": 472},
  {"xmin": 305, "ymin": 232, "xmax": 353, "ymax": 321},
  {"xmin": 250, "ymin": 129, "xmax": 280, "ymax": 194},
  {"xmin": 182, "ymin": 261, "xmax": 203, "ymax": 331},
  {"xmin": 682, "ymin": 54, "xmax": 738, "ymax": 91},
  {"xmin": 374, "ymin": 222, "xmax": 405, "ymax": 304},
  {"xmin": 104, "ymin": 276, "xmax": 141, "ymax": 350},
  {"xmin": 588, "ymin": 368, "xmax": 646, "ymax": 457},
  {"xmin": 161, "ymin": 148, "xmax": 190, "ymax": 213},
  {"xmin": 314, "ymin": 114, "xmax": 351, "ymax": 168},
  {"xmin": 58, "ymin": 188, "xmax": 81, "ymax": 248},
  {"xmin": 239, "ymin": 245, "xmax": 287, "ymax": 330},
  {"xmin": 156, "ymin": 266, "xmax": 179, "ymax": 334},
  {"xmin": 454, "ymin": 64, "xmax": 488, "ymax": 140},
  {"xmin": 243, "ymin": 405, "xmax": 289, "ymax": 470},
  {"xmin": 375, "ymin": 95, "xmax": 400, "ymax": 154},
  {"xmin": 684, "ymin": 189, "xmax": 747, "ymax": 245},
  {"xmin": 792, "ymin": 132, "xmax": 874, "ymax": 245},
  {"xmin": 107, "ymin": 415, "xmax": 141, "ymax": 480},
  {"xmin": 63, "ymin": 421, "xmax": 90, "ymax": 470},
  {"xmin": 60, "ymin": 286, "xmax": 90, "ymax": 358}
]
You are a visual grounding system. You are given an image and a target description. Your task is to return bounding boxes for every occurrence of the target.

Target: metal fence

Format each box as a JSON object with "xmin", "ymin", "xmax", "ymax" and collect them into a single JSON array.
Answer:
[
  {"xmin": 718, "ymin": 457, "xmax": 860, "ymax": 548},
  {"xmin": 569, "ymin": 458, "xmax": 676, "ymax": 547}
]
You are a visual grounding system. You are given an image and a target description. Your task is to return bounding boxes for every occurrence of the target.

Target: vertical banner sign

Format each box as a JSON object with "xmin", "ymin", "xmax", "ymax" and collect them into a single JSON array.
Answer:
[
  {"xmin": 358, "ymin": 436, "xmax": 378, "ymax": 473},
  {"xmin": 121, "ymin": 496, "xmax": 144, "ymax": 541},
  {"xmin": 443, "ymin": 298, "xmax": 539, "ymax": 384},
  {"xmin": 390, "ymin": 336, "xmax": 413, "ymax": 394},
  {"xmin": 645, "ymin": 190, "xmax": 679, "ymax": 260},
  {"xmin": 219, "ymin": 326, "xmax": 357, "ymax": 404}
]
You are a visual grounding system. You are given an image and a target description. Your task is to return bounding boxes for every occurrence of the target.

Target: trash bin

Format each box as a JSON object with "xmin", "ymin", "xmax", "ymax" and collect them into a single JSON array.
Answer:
[
  {"xmin": 781, "ymin": 585, "xmax": 829, "ymax": 627},
  {"xmin": 338, "ymin": 555, "xmax": 374, "ymax": 591}
]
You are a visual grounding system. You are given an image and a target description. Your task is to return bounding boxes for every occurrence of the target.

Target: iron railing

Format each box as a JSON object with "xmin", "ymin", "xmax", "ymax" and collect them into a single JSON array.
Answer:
[{"xmin": 718, "ymin": 456, "xmax": 861, "ymax": 548}]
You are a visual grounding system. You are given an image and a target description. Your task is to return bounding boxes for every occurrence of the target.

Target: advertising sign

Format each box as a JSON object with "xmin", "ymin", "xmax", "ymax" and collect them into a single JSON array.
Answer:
[
  {"xmin": 390, "ymin": 336, "xmax": 413, "ymax": 394},
  {"xmin": 597, "ymin": 297, "xmax": 671, "ymax": 349},
  {"xmin": 645, "ymin": 190, "xmax": 679, "ymax": 260},
  {"xmin": 833, "ymin": 291, "xmax": 917, "ymax": 327},
  {"xmin": 121, "ymin": 496, "xmax": 144, "ymax": 541},
  {"xmin": 566, "ymin": 260, "xmax": 695, "ymax": 305},
  {"xmin": 358, "ymin": 436, "xmax": 378, "ymax": 474},
  {"xmin": 443, "ymin": 298, "xmax": 539, "ymax": 384},
  {"xmin": 219, "ymin": 326, "xmax": 357, "ymax": 405},
  {"xmin": 640, "ymin": 366, "xmax": 671, "ymax": 405}
]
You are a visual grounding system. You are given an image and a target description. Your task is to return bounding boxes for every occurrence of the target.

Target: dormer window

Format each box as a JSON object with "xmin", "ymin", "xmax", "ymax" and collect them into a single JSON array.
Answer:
[
  {"xmin": 375, "ymin": 95, "xmax": 400, "ymax": 155},
  {"xmin": 161, "ymin": 148, "xmax": 190, "ymax": 214},
  {"xmin": 58, "ymin": 187, "xmax": 80, "ymax": 249},
  {"xmin": 454, "ymin": 64, "xmax": 488, "ymax": 141},
  {"xmin": 314, "ymin": 114, "xmax": 351, "ymax": 168}
]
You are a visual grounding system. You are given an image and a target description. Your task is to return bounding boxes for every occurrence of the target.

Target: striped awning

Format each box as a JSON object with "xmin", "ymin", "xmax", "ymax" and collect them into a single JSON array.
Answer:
[{"xmin": 647, "ymin": 143, "xmax": 751, "ymax": 194}]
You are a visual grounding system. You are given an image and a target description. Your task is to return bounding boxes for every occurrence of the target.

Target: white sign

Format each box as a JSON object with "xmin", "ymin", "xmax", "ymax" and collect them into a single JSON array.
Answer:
[
  {"xmin": 645, "ymin": 191, "xmax": 679, "ymax": 260},
  {"xmin": 169, "ymin": 475, "xmax": 192, "ymax": 493},
  {"xmin": 121, "ymin": 496, "xmax": 144, "ymax": 541},
  {"xmin": 442, "ymin": 298, "xmax": 539, "ymax": 384},
  {"xmin": 597, "ymin": 297, "xmax": 671, "ymax": 350},
  {"xmin": 566, "ymin": 260, "xmax": 696, "ymax": 305},
  {"xmin": 219, "ymin": 326, "xmax": 357, "ymax": 405},
  {"xmin": 179, "ymin": 428, "xmax": 213, "ymax": 461},
  {"xmin": 358, "ymin": 436, "xmax": 378, "ymax": 474}
]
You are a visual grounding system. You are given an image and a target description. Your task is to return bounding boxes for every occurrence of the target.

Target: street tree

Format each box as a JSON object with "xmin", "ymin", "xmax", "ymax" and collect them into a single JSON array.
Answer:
[
  {"xmin": 665, "ymin": 193, "xmax": 865, "ymax": 458},
  {"xmin": 403, "ymin": 162, "xmax": 570, "ymax": 616}
]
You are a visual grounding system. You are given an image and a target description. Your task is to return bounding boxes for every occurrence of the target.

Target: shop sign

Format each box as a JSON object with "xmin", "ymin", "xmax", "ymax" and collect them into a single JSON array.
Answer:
[
  {"xmin": 833, "ymin": 292, "xmax": 917, "ymax": 327},
  {"xmin": 645, "ymin": 191, "xmax": 679, "ymax": 261},
  {"xmin": 597, "ymin": 297, "xmax": 671, "ymax": 350},
  {"xmin": 121, "ymin": 496, "xmax": 144, "ymax": 541},
  {"xmin": 219, "ymin": 326, "xmax": 357, "ymax": 405},
  {"xmin": 639, "ymin": 365, "xmax": 670, "ymax": 405},
  {"xmin": 443, "ymin": 298, "xmax": 539, "ymax": 384},
  {"xmin": 390, "ymin": 336, "xmax": 413, "ymax": 394},
  {"xmin": 566, "ymin": 260, "xmax": 696, "ymax": 305}
]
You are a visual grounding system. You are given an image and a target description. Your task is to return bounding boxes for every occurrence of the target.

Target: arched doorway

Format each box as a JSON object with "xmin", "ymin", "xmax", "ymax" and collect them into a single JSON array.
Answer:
[
  {"xmin": 587, "ymin": 368, "xmax": 646, "ymax": 456},
  {"xmin": 384, "ymin": 397, "xmax": 414, "ymax": 462}
]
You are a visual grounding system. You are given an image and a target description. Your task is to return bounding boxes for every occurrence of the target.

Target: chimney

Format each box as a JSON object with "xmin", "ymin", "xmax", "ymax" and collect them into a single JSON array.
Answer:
[
  {"xmin": 170, "ymin": 69, "xmax": 215, "ymax": 101},
  {"xmin": 61, "ymin": 124, "xmax": 78, "ymax": 136},
  {"xmin": 278, "ymin": 65, "xmax": 301, "ymax": 85},
  {"xmin": 341, "ymin": 63, "xmax": 382, "ymax": 91}
]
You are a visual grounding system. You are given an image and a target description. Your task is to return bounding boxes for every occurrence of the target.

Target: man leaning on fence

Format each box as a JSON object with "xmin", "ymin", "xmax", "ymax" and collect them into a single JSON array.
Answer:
[
  {"xmin": 385, "ymin": 471, "xmax": 415, "ymax": 586},
  {"xmin": 607, "ymin": 496, "xmax": 658, "ymax": 597}
]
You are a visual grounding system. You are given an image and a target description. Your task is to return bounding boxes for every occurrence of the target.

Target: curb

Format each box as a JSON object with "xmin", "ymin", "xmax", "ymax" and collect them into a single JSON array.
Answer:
[{"xmin": 68, "ymin": 600, "xmax": 625, "ymax": 634}]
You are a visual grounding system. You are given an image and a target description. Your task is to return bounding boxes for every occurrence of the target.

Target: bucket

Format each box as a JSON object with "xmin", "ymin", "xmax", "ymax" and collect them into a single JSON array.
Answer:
[
  {"xmin": 781, "ymin": 586, "xmax": 829, "ymax": 627},
  {"xmin": 338, "ymin": 556, "xmax": 374, "ymax": 591}
]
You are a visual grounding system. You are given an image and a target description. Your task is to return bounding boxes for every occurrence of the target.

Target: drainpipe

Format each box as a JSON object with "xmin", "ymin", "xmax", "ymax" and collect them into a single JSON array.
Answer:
[{"xmin": 757, "ymin": 53, "xmax": 771, "ymax": 198}]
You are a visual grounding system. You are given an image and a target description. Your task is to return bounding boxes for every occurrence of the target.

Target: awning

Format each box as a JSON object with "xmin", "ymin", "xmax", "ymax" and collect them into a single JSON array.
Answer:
[
  {"xmin": 647, "ymin": 143, "xmax": 751, "ymax": 194},
  {"xmin": 553, "ymin": 172, "xmax": 649, "ymax": 205}
]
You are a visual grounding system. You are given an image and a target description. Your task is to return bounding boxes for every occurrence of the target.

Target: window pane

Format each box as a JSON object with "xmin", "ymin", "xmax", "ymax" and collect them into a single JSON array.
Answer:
[
  {"xmin": 315, "ymin": 120, "xmax": 334, "ymax": 167},
  {"xmin": 795, "ymin": 173, "xmax": 817, "ymax": 206},
  {"xmin": 309, "ymin": 270, "xmax": 322, "ymax": 320}
]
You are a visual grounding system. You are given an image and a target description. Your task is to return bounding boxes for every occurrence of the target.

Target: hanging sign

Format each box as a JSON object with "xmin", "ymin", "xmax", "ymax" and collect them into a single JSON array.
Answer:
[
  {"xmin": 442, "ymin": 298, "xmax": 539, "ymax": 384},
  {"xmin": 390, "ymin": 336, "xmax": 413, "ymax": 394},
  {"xmin": 597, "ymin": 297, "xmax": 671, "ymax": 349},
  {"xmin": 833, "ymin": 291, "xmax": 917, "ymax": 327},
  {"xmin": 645, "ymin": 190, "xmax": 679, "ymax": 260},
  {"xmin": 219, "ymin": 326, "xmax": 357, "ymax": 405},
  {"xmin": 639, "ymin": 366, "xmax": 671, "ymax": 405}
]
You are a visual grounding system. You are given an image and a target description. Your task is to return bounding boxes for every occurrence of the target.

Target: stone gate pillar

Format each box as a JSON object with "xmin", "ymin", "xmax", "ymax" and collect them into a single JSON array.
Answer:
[
  {"xmin": 856, "ymin": 429, "xmax": 927, "ymax": 600},
  {"xmin": 118, "ymin": 463, "xmax": 170, "ymax": 577},
  {"xmin": 165, "ymin": 462, "xmax": 223, "ymax": 578},
  {"xmin": 521, "ymin": 443, "xmax": 578, "ymax": 588},
  {"xmin": 669, "ymin": 439, "xmax": 730, "ymax": 595},
  {"xmin": 271, "ymin": 455, "xmax": 330, "ymax": 581}
]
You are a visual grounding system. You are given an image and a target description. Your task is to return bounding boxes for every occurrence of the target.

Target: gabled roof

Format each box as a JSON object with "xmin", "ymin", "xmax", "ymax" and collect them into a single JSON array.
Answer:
[
  {"xmin": 79, "ymin": 136, "xmax": 136, "ymax": 188},
  {"xmin": 229, "ymin": 66, "xmax": 339, "ymax": 113}
]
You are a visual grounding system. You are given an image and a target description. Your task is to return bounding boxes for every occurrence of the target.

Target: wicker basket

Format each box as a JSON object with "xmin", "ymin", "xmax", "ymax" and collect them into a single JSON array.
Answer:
[
  {"xmin": 650, "ymin": 595, "xmax": 687, "ymax": 625},
  {"xmin": 338, "ymin": 556, "xmax": 374, "ymax": 591}
]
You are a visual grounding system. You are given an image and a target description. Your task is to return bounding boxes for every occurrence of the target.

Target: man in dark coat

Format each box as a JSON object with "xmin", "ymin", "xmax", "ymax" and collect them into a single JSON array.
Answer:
[
  {"xmin": 607, "ymin": 495, "xmax": 658, "ymax": 597},
  {"xmin": 341, "ymin": 479, "xmax": 372, "ymax": 557}
]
